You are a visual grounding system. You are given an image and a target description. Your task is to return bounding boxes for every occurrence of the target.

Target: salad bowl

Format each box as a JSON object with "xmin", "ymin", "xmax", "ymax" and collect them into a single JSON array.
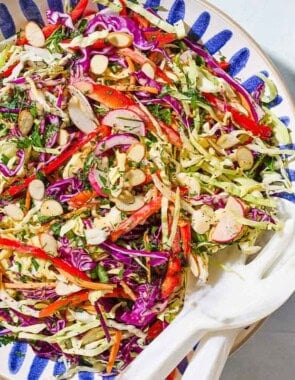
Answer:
[{"xmin": 0, "ymin": 1, "xmax": 294, "ymax": 380}]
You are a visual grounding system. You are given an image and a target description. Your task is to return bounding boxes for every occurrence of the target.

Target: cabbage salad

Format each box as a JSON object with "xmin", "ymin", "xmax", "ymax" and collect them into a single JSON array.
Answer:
[{"xmin": 0, "ymin": 0, "xmax": 293, "ymax": 377}]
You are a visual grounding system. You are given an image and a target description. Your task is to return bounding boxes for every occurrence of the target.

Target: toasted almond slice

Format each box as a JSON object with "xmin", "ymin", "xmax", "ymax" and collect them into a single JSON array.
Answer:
[
  {"xmin": 68, "ymin": 95, "xmax": 97, "ymax": 134},
  {"xmin": 236, "ymin": 146, "xmax": 254, "ymax": 170},
  {"xmin": 3, "ymin": 204, "xmax": 24, "ymax": 221},
  {"xmin": 28, "ymin": 179, "xmax": 45, "ymax": 201},
  {"xmin": 142, "ymin": 62, "xmax": 155, "ymax": 79},
  {"xmin": 107, "ymin": 32, "xmax": 133, "ymax": 48},
  {"xmin": 124, "ymin": 169, "xmax": 146, "ymax": 187},
  {"xmin": 90, "ymin": 54, "xmax": 109, "ymax": 75},
  {"xmin": 115, "ymin": 195, "xmax": 145, "ymax": 213},
  {"xmin": 126, "ymin": 143, "xmax": 146, "ymax": 163},
  {"xmin": 40, "ymin": 233, "xmax": 58, "ymax": 255},
  {"xmin": 18, "ymin": 110, "xmax": 34, "ymax": 136},
  {"xmin": 40, "ymin": 200, "xmax": 63, "ymax": 217},
  {"xmin": 217, "ymin": 134, "xmax": 240, "ymax": 149},
  {"xmin": 25, "ymin": 21, "xmax": 45, "ymax": 48}
]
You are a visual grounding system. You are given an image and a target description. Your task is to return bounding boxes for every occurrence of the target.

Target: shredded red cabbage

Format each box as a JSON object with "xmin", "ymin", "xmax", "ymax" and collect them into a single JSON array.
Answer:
[
  {"xmin": 0, "ymin": 149, "xmax": 25, "ymax": 177},
  {"xmin": 118, "ymin": 283, "xmax": 167, "ymax": 328},
  {"xmin": 101, "ymin": 241, "xmax": 169, "ymax": 266},
  {"xmin": 85, "ymin": 15, "xmax": 155, "ymax": 51},
  {"xmin": 46, "ymin": 10, "xmax": 74, "ymax": 30}
]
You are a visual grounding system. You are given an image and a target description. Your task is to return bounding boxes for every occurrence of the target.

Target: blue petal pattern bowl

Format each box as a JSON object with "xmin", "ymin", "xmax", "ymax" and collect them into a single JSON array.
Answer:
[{"xmin": 0, "ymin": 1, "xmax": 294, "ymax": 379}]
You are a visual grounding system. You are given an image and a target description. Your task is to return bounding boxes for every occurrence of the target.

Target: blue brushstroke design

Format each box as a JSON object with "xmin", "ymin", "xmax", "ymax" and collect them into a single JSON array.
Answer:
[
  {"xmin": 266, "ymin": 95, "xmax": 283, "ymax": 109},
  {"xmin": 53, "ymin": 360, "xmax": 66, "ymax": 376},
  {"xmin": 19, "ymin": 0, "xmax": 44, "ymax": 26},
  {"xmin": 204, "ymin": 29, "xmax": 233, "ymax": 55},
  {"xmin": 47, "ymin": 0, "xmax": 63, "ymax": 12},
  {"xmin": 79, "ymin": 371, "xmax": 94, "ymax": 380},
  {"xmin": 274, "ymin": 193, "xmax": 295, "ymax": 203},
  {"xmin": 28, "ymin": 356, "xmax": 49, "ymax": 380},
  {"xmin": 144, "ymin": 0, "xmax": 161, "ymax": 9},
  {"xmin": 279, "ymin": 143, "xmax": 295, "ymax": 150},
  {"xmin": 167, "ymin": 0, "xmax": 185, "ymax": 24},
  {"xmin": 286, "ymin": 169, "xmax": 295, "ymax": 182},
  {"xmin": 229, "ymin": 47, "xmax": 250, "ymax": 77},
  {"xmin": 70, "ymin": 0, "xmax": 78, "ymax": 7},
  {"xmin": 0, "ymin": 3, "xmax": 16, "ymax": 38},
  {"xmin": 188, "ymin": 11, "xmax": 210, "ymax": 42},
  {"xmin": 8, "ymin": 342, "xmax": 27, "ymax": 374},
  {"xmin": 279, "ymin": 116, "xmax": 290, "ymax": 126},
  {"xmin": 242, "ymin": 75, "xmax": 263, "ymax": 93},
  {"xmin": 242, "ymin": 70, "xmax": 269, "ymax": 93},
  {"xmin": 177, "ymin": 356, "xmax": 189, "ymax": 374}
]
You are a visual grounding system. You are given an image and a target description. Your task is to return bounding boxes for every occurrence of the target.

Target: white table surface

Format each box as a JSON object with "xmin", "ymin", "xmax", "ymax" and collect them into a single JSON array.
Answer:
[{"xmin": 206, "ymin": 1, "xmax": 295, "ymax": 379}]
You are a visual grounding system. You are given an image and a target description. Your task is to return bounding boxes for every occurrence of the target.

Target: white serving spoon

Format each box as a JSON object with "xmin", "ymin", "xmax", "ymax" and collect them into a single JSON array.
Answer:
[{"xmin": 119, "ymin": 199, "xmax": 295, "ymax": 380}]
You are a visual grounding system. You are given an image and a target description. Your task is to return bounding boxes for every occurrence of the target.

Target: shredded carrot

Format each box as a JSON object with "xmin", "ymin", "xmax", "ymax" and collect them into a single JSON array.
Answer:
[
  {"xmin": 81, "ymin": 304, "xmax": 97, "ymax": 314},
  {"xmin": 58, "ymin": 268, "xmax": 116, "ymax": 291},
  {"xmin": 39, "ymin": 290, "xmax": 89, "ymax": 318},
  {"xmin": 109, "ymin": 85, "xmax": 159, "ymax": 94},
  {"xmin": 3, "ymin": 282, "xmax": 57, "ymax": 289},
  {"xmin": 119, "ymin": 280, "xmax": 137, "ymax": 301},
  {"xmin": 24, "ymin": 189, "xmax": 31, "ymax": 214},
  {"xmin": 107, "ymin": 330, "xmax": 122, "ymax": 374},
  {"xmin": 126, "ymin": 56, "xmax": 136, "ymax": 85}
]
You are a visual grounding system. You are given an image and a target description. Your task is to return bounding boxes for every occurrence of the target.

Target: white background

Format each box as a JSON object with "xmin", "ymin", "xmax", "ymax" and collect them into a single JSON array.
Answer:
[{"xmin": 207, "ymin": 1, "xmax": 295, "ymax": 379}]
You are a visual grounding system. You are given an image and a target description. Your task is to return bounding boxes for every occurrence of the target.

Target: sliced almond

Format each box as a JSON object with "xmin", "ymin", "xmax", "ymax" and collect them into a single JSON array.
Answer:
[
  {"xmin": 124, "ymin": 169, "xmax": 146, "ymax": 187},
  {"xmin": 68, "ymin": 95, "xmax": 97, "ymax": 134},
  {"xmin": 18, "ymin": 110, "xmax": 34, "ymax": 136},
  {"xmin": 236, "ymin": 146, "xmax": 254, "ymax": 170},
  {"xmin": 127, "ymin": 143, "xmax": 146, "ymax": 163},
  {"xmin": 40, "ymin": 233, "xmax": 58, "ymax": 255},
  {"xmin": 40, "ymin": 200, "xmax": 63, "ymax": 217},
  {"xmin": 107, "ymin": 32, "xmax": 133, "ymax": 48},
  {"xmin": 142, "ymin": 62, "xmax": 155, "ymax": 79},
  {"xmin": 58, "ymin": 129, "xmax": 69, "ymax": 146},
  {"xmin": 115, "ymin": 195, "xmax": 145, "ymax": 213},
  {"xmin": 3, "ymin": 204, "xmax": 24, "ymax": 221},
  {"xmin": 28, "ymin": 179, "xmax": 45, "ymax": 201},
  {"xmin": 25, "ymin": 21, "xmax": 45, "ymax": 48},
  {"xmin": 90, "ymin": 54, "xmax": 109, "ymax": 76}
]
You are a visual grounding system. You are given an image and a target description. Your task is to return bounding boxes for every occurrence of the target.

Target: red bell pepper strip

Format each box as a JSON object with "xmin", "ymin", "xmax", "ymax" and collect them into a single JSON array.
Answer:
[
  {"xmin": 202, "ymin": 92, "xmax": 272, "ymax": 140},
  {"xmin": 144, "ymin": 31, "xmax": 177, "ymax": 47},
  {"xmin": 159, "ymin": 121, "xmax": 182, "ymax": 148},
  {"xmin": 119, "ymin": 0, "xmax": 127, "ymax": 17},
  {"xmin": 5, "ymin": 128, "xmax": 100, "ymax": 197},
  {"xmin": 91, "ymin": 39, "xmax": 107, "ymax": 50},
  {"xmin": 16, "ymin": 36, "xmax": 28, "ymax": 46},
  {"xmin": 217, "ymin": 60, "xmax": 230, "ymax": 71},
  {"xmin": 0, "ymin": 238, "xmax": 90, "ymax": 281},
  {"xmin": 179, "ymin": 220, "xmax": 191, "ymax": 257},
  {"xmin": 39, "ymin": 290, "xmax": 89, "ymax": 318},
  {"xmin": 73, "ymin": 81, "xmax": 136, "ymax": 109},
  {"xmin": 131, "ymin": 12, "xmax": 149, "ymax": 28},
  {"xmin": 70, "ymin": 0, "xmax": 88, "ymax": 21},
  {"xmin": 161, "ymin": 256, "xmax": 182, "ymax": 299},
  {"xmin": 147, "ymin": 319, "xmax": 166, "ymax": 341},
  {"xmin": 110, "ymin": 195, "xmax": 162, "ymax": 242},
  {"xmin": 0, "ymin": 63, "xmax": 19, "ymax": 78},
  {"xmin": 42, "ymin": 24, "xmax": 60, "ymax": 38}
]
